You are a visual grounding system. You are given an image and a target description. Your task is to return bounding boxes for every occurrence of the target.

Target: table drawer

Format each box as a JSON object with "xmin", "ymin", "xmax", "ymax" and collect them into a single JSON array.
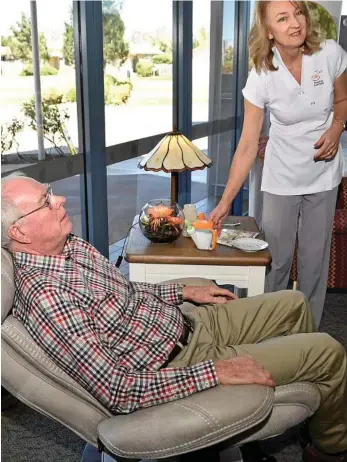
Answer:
[{"xmin": 129, "ymin": 263, "xmax": 250, "ymax": 285}]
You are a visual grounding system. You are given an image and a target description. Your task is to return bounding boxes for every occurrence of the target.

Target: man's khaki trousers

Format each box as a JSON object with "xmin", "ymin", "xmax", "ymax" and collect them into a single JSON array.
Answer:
[{"xmin": 169, "ymin": 290, "xmax": 347, "ymax": 454}]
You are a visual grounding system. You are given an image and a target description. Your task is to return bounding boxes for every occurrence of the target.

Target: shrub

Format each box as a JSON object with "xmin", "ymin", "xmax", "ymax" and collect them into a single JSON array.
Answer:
[
  {"xmin": 152, "ymin": 54, "xmax": 172, "ymax": 64},
  {"xmin": 104, "ymin": 74, "xmax": 118, "ymax": 87},
  {"xmin": 22, "ymin": 97, "xmax": 70, "ymax": 155},
  {"xmin": 64, "ymin": 87, "xmax": 76, "ymax": 103},
  {"xmin": 20, "ymin": 65, "xmax": 34, "ymax": 76},
  {"xmin": 41, "ymin": 65, "xmax": 58, "ymax": 75},
  {"xmin": 105, "ymin": 83, "xmax": 131, "ymax": 105},
  {"xmin": 104, "ymin": 74, "xmax": 133, "ymax": 89},
  {"xmin": 43, "ymin": 88, "xmax": 64, "ymax": 105},
  {"xmin": 103, "ymin": 73, "xmax": 132, "ymax": 105},
  {"xmin": 222, "ymin": 60, "xmax": 233, "ymax": 74},
  {"xmin": 136, "ymin": 60, "xmax": 153, "ymax": 77},
  {"xmin": 1, "ymin": 118, "xmax": 24, "ymax": 155},
  {"xmin": 20, "ymin": 64, "xmax": 58, "ymax": 76}
]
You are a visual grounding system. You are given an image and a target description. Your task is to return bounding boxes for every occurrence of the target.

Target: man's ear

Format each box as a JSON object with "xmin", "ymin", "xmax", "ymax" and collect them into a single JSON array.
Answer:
[{"xmin": 8, "ymin": 224, "xmax": 32, "ymax": 245}]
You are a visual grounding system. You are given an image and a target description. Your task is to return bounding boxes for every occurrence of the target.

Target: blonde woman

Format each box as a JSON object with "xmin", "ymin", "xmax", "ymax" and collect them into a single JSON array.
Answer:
[{"xmin": 210, "ymin": 1, "xmax": 347, "ymax": 329}]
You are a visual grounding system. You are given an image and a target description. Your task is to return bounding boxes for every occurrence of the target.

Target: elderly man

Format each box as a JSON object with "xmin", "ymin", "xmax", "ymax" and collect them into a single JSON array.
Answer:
[{"xmin": 2, "ymin": 173, "xmax": 347, "ymax": 462}]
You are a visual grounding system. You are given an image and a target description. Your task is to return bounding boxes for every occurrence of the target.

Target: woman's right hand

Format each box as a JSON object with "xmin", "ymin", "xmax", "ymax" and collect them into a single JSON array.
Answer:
[{"xmin": 210, "ymin": 199, "xmax": 231, "ymax": 233}]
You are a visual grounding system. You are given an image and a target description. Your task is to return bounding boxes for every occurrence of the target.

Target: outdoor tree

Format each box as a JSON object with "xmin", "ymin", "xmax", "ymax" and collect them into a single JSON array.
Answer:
[
  {"xmin": 22, "ymin": 98, "xmax": 70, "ymax": 156},
  {"xmin": 103, "ymin": 0, "xmax": 124, "ymax": 13},
  {"xmin": 199, "ymin": 26, "xmax": 207, "ymax": 44},
  {"xmin": 222, "ymin": 45, "xmax": 233, "ymax": 73},
  {"xmin": 1, "ymin": 36, "xmax": 11, "ymax": 47},
  {"xmin": 224, "ymin": 45, "xmax": 233, "ymax": 62},
  {"xmin": 150, "ymin": 36, "xmax": 173, "ymax": 54},
  {"xmin": 62, "ymin": 21, "xmax": 74, "ymax": 66},
  {"xmin": 1, "ymin": 119, "xmax": 24, "ymax": 157},
  {"xmin": 102, "ymin": 1, "xmax": 129, "ymax": 66},
  {"xmin": 307, "ymin": 2, "xmax": 337, "ymax": 40},
  {"xmin": 193, "ymin": 37, "xmax": 200, "ymax": 49},
  {"xmin": 7, "ymin": 12, "xmax": 50, "ymax": 63}
]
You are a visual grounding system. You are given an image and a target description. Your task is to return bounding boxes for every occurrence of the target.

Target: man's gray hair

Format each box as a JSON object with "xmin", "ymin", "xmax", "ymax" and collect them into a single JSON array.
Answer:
[{"xmin": 1, "ymin": 171, "xmax": 27, "ymax": 250}]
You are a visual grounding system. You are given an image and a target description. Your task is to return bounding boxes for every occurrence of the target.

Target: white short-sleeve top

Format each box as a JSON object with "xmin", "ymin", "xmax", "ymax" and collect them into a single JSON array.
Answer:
[{"xmin": 242, "ymin": 40, "xmax": 347, "ymax": 195}]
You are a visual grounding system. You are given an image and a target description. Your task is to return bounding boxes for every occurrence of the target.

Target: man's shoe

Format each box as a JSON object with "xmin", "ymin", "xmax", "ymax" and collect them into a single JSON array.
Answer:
[{"xmin": 303, "ymin": 444, "xmax": 347, "ymax": 462}]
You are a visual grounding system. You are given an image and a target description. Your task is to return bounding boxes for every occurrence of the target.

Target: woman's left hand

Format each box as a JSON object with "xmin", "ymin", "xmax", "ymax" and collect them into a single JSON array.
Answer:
[{"xmin": 313, "ymin": 124, "xmax": 343, "ymax": 161}]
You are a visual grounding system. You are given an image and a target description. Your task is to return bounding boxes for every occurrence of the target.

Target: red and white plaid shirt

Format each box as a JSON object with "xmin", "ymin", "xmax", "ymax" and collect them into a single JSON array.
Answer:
[{"xmin": 12, "ymin": 235, "xmax": 218, "ymax": 414}]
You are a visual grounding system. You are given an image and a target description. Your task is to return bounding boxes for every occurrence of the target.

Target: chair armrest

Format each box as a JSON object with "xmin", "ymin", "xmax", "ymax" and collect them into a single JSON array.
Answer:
[
  {"xmin": 333, "ymin": 210, "xmax": 347, "ymax": 234},
  {"xmin": 97, "ymin": 384, "xmax": 274, "ymax": 460}
]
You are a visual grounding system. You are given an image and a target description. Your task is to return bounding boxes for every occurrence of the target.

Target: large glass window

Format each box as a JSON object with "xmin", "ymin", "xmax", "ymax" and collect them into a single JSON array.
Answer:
[
  {"xmin": 52, "ymin": 175, "xmax": 83, "ymax": 238},
  {"xmin": 103, "ymin": 0, "xmax": 175, "ymax": 249},
  {"xmin": 191, "ymin": 0, "xmax": 236, "ymax": 215},
  {"xmin": 102, "ymin": 0, "xmax": 173, "ymax": 147},
  {"xmin": 192, "ymin": 0, "xmax": 211, "ymax": 125},
  {"xmin": 1, "ymin": 0, "xmax": 82, "ymax": 235},
  {"xmin": 2, "ymin": 0, "xmax": 257, "ymax": 258},
  {"xmin": 107, "ymin": 156, "xmax": 170, "ymax": 246},
  {"xmin": 1, "ymin": 0, "xmax": 78, "ymax": 163},
  {"xmin": 241, "ymin": 0, "xmax": 256, "ymax": 216}
]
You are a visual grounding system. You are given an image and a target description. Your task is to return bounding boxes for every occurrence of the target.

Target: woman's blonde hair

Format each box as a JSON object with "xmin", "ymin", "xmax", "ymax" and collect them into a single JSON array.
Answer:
[{"xmin": 249, "ymin": 1, "xmax": 322, "ymax": 73}]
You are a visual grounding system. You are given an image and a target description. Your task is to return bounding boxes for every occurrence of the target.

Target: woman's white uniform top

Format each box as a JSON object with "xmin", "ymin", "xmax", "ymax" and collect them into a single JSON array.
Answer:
[{"xmin": 242, "ymin": 40, "xmax": 347, "ymax": 195}]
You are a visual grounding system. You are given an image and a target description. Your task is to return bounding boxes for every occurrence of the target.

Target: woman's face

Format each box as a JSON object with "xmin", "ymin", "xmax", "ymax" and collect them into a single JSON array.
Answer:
[{"xmin": 266, "ymin": 1, "xmax": 307, "ymax": 49}]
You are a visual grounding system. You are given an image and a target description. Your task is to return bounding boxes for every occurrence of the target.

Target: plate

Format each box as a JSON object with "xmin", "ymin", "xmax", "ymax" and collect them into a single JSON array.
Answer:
[{"xmin": 231, "ymin": 238, "xmax": 268, "ymax": 252}]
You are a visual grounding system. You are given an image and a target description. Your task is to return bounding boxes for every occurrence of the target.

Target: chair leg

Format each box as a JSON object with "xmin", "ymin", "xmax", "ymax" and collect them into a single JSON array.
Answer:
[
  {"xmin": 240, "ymin": 441, "xmax": 277, "ymax": 462},
  {"xmin": 1, "ymin": 387, "xmax": 19, "ymax": 411}
]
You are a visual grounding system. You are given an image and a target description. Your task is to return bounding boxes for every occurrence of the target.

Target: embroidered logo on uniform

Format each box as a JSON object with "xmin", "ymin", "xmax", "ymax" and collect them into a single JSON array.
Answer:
[{"xmin": 311, "ymin": 73, "xmax": 324, "ymax": 86}]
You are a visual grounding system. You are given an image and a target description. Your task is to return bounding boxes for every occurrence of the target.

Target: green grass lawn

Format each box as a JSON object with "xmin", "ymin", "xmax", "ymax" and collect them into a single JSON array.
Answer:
[
  {"xmin": 1, "ymin": 70, "xmax": 76, "ymax": 106},
  {"xmin": 1, "ymin": 72, "xmax": 174, "ymax": 106}
]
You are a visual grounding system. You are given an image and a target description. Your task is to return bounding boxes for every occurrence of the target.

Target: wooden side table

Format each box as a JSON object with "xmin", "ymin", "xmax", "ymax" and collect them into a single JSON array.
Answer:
[{"xmin": 125, "ymin": 216, "xmax": 271, "ymax": 296}]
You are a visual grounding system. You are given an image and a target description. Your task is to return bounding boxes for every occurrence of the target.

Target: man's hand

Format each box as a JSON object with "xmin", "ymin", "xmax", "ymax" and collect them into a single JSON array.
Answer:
[
  {"xmin": 183, "ymin": 285, "xmax": 237, "ymax": 304},
  {"xmin": 215, "ymin": 356, "xmax": 276, "ymax": 387}
]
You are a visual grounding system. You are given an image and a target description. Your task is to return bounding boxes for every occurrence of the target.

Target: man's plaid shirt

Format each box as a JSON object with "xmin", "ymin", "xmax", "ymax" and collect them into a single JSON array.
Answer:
[{"xmin": 12, "ymin": 235, "xmax": 218, "ymax": 414}]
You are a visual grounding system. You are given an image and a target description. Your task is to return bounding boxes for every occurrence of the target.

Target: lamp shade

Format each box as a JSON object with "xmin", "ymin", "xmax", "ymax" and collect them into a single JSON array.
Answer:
[{"xmin": 138, "ymin": 130, "xmax": 213, "ymax": 173}]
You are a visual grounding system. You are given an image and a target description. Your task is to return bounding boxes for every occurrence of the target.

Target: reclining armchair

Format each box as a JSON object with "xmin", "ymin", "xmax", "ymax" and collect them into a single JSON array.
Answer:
[{"xmin": 1, "ymin": 248, "xmax": 321, "ymax": 462}]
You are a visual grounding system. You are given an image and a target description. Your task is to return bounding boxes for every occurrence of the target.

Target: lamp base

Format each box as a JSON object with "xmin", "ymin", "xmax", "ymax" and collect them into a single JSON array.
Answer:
[{"xmin": 171, "ymin": 172, "xmax": 178, "ymax": 203}]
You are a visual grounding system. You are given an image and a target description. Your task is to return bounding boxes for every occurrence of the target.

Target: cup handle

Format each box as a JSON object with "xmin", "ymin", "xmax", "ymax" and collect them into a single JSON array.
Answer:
[{"xmin": 211, "ymin": 229, "xmax": 218, "ymax": 250}]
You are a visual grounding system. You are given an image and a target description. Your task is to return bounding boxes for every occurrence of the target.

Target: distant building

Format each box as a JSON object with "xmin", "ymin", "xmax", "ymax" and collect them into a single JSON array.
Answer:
[{"xmin": 48, "ymin": 49, "xmax": 63, "ymax": 70}]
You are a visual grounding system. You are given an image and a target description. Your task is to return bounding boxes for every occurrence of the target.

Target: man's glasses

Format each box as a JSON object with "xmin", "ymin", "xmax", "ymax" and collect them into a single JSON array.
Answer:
[{"xmin": 13, "ymin": 185, "xmax": 53, "ymax": 224}]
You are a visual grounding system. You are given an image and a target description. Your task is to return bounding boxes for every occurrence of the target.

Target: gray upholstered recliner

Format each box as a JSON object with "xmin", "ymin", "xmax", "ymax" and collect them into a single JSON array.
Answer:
[{"xmin": 1, "ymin": 248, "xmax": 321, "ymax": 462}]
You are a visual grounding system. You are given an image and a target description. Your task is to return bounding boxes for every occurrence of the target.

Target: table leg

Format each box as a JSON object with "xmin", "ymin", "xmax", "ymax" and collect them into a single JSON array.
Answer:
[{"xmin": 247, "ymin": 266, "xmax": 266, "ymax": 296}]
